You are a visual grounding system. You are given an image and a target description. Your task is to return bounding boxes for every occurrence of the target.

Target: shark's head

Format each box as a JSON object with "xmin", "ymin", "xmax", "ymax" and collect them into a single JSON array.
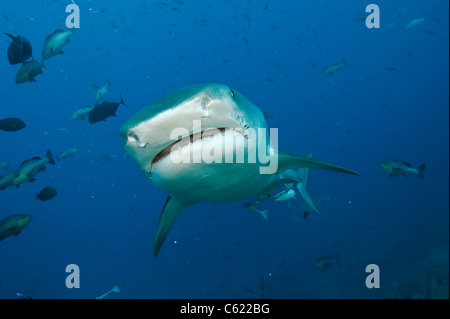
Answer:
[{"xmin": 120, "ymin": 83, "xmax": 268, "ymax": 177}]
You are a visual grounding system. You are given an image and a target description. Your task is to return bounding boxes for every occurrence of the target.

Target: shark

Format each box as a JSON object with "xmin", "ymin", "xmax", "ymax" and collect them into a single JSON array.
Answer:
[{"xmin": 120, "ymin": 83, "xmax": 359, "ymax": 257}]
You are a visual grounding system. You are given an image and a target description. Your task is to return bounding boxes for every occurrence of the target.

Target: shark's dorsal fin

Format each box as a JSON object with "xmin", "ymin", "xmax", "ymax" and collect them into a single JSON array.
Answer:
[
  {"xmin": 275, "ymin": 151, "xmax": 359, "ymax": 176},
  {"xmin": 153, "ymin": 196, "xmax": 188, "ymax": 258}
]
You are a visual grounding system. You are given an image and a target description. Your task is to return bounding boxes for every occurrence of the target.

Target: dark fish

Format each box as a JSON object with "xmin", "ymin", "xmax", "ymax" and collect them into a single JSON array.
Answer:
[
  {"xmin": 0, "ymin": 214, "xmax": 32, "ymax": 241},
  {"xmin": 379, "ymin": 159, "xmax": 426, "ymax": 179},
  {"xmin": 314, "ymin": 254, "xmax": 340, "ymax": 271},
  {"xmin": 15, "ymin": 60, "xmax": 44, "ymax": 83},
  {"xmin": 36, "ymin": 187, "xmax": 58, "ymax": 201},
  {"xmin": 243, "ymin": 287, "xmax": 256, "ymax": 295},
  {"xmin": 385, "ymin": 67, "xmax": 396, "ymax": 71},
  {"xmin": 13, "ymin": 150, "xmax": 55, "ymax": 187},
  {"xmin": 5, "ymin": 33, "xmax": 33, "ymax": 65},
  {"xmin": 0, "ymin": 117, "xmax": 26, "ymax": 132},
  {"xmin": 88, "ymin": 96, "xmax": 126, "ymax": 124},
  {"xmin": 303, "ymin": 211, "xmax": 310, "ymax": 219}
]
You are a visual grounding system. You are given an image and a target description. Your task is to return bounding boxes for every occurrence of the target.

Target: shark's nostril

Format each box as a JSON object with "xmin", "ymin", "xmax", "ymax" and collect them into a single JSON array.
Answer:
[{"xmin": 127, "ymin": 132, "xmax": 138, "ymax": 143}]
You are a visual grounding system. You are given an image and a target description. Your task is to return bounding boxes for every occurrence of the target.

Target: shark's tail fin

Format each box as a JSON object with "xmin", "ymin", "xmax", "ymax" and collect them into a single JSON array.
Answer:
[{"xmin": 416, "ymin": 164, "xmax": 426, "ymax": 180}]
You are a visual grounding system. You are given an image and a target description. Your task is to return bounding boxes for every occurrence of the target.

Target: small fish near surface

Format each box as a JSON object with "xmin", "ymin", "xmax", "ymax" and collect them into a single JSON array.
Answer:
[
  {"xmin": 322, "ymin": 61, "xmax": 346, "ymax": 75},
  {"xmin": 5, "ymin": 33, "xmax": 33, "ymax": 65},
  {"xmin": 88, "ymin": 96, "xmax": 126, "ymax": 124},
  {"xmin": 15, "ymin": 60, "xmax": 44, "ymax": 83},
  {"xmin": 13, "ymin": 150, "xmax": 55, "ymax": 187},
  {"xmin": 0, "ymin": 117, "xmax": 26, "ymax": 132},
  {"xmin": 69, "ymin": 106, "xmax": 92, "ymax": 120},
  {"xmin": 314, "ymin": 254, "xmax": 341, "ymax": 271},
  {"xmin": 379, "ymin": 159, "xmax": 426, "ymax": 180},
  {"xmin": 57, "ymin": 148, "xmax": 79, "ymax": 160},
  {"xmin": 0, "ymin": 214, "xmax": 32, "ymax": 242},
  {"xmin": 41, "ymin": 29, "xmax": 73, "ymax": 63},
  {"xmin": 36, "ymin": 187, "xmax": 58, "ymax": 201}
]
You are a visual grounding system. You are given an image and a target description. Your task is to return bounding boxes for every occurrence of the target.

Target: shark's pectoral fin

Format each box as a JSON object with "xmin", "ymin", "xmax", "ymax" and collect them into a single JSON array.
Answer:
[
  {"xmin": 153, "ymin": 196, "xmax": 188, "ymax": 258},
  {"xmin": 276, "ymin": 151, "xmax": 359, "ymax": 176}
]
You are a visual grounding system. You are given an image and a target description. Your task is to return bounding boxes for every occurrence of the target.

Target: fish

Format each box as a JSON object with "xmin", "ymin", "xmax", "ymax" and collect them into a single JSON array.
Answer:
[
  {"xmin": 385, "ymin": 22, "xmax": 395, "ymax": 30},
  {"xmin": 314, "ymin": 254, "xmax": 340, "ymax": 271},
  {"xmin": 5, "ymin": 33, "xmax": 33, "ymax": 65},
  {"xmin": 0, "ymin": 170, "xmax": 16, "ymax": 191},
  {"xmin": 354, "ymin": 12, "xmax": 369, "ymax": 22},
  {"xmin": 0, "ymin": 117, "xmax": 26, "ymax": 132},
  {"xmin": 378, "ymin": 159, "xmax": 426, "ymax": 179},
  {"xmin": 0, "ymin": 214, "xmax": 32, "ymax": 242},
  {"xmin": 88, "ymin": 96, "xmax": 126, "ymax": 124},
  {"xmin": 303, "ymin": 211, "xmax": 310, "ymax": 219},
  {"xmin": 95, "ymin": 283, "xmax": 120, "ymax": 299},
  {"xmin": 41, "ymin": 29, "xmax": 73, "ymax": 62},
  {"xmin": 244, "ymin": 202, "xmax": 269, "ymax": 222},
  {"xmin": 36, "ymin": 187, "xmax": 58, "ymax": 201},
  {"xmin": 0, "ymin": 160, "xmax": 11, "ymax": 170},
  {"xmin": 13, "ymin": 150, "xmax": 55, "ymax": 187},
  {"xmin": 57, "ymin": 148, "xmax": 79, "ymax": 160},
  {"xmin": 271, "ymin": 187, "xmax": 296, "ymax": 202},
  {"xmin": 96, "ymin": 80, "xmax": 112, "ymax": 103},
  {"xmin": 69, "ymin": 106, "xmax": 92, "ymax": 120},
  {"xmin": 15, "ymin": 60, "xmax": 44, "ymax": 83},
  {"xmin": 406, "ymin": 17, "xmax": 425, "ymax": 29},
  {"xmin": 322, "ymin": 61, "xmax": 346, "ymax": 75},
  {"xmin": 119, "ymin": 83, "xmax": 359, "ymax": 257}
]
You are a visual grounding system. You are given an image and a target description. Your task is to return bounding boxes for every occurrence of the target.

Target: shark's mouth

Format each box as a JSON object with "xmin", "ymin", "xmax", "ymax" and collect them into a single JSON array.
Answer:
[{"xmin": 151, "ymin": 128, "xmax": 240, "ymax": 168}]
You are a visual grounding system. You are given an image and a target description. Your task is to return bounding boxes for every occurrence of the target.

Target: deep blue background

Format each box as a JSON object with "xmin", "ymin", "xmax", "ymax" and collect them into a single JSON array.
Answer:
[{"xmin": 0, "ymin": 0, "xmax": 448, "ymax": 298}]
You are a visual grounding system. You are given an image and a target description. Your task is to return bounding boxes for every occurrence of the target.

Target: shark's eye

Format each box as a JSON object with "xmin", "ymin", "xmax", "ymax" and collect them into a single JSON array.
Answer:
[{"xmin": 230, "ymin": 89, "xmax": 235, "ymax": 98}]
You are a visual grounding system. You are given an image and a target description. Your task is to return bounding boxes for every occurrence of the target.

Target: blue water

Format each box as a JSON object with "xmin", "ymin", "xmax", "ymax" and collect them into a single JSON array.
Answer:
[{"xmin": 0, "ymin": 0, "xmax": 448, "ymax": 299}]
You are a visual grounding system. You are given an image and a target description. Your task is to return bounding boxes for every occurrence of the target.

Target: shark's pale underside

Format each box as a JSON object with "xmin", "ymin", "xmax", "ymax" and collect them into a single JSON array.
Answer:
[{"xmin": 120, "ymin": 84, "xmax": 359, "ymax": 257}]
